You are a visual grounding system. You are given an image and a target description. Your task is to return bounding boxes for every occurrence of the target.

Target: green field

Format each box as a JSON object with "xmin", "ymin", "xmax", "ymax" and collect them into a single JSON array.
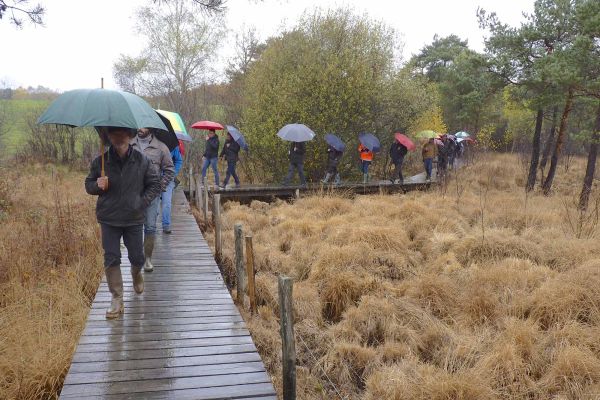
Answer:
[{"xmin": 0, "ymin": 99, "xmax": 51, "ymax": 157}]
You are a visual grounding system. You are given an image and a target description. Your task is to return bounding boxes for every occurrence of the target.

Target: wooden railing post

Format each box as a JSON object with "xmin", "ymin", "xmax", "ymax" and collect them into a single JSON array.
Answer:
[
  {"xmin": 245, "ymin": 235, "xmax": 257, "ymax": 315},
  {"xmin": 234, "ymin": 224, "xmax": 246, "ymax": 305},
  {"xmin": 195, "ymin": 176, "xmax": 202, "ymax": 210},
  {"xmin": 203, "ymin": 178, "xmax": 209, "ymax": 224},
  {"xmin": 213, "ymin": 194, "xmax": 222, "ymax": 261},
  {"xmin": 278, "ymin": 276, "xmax": 296, "ymax": 400},
  {"xmin": 189, "ymin": 165, "xmax": 194, "ymax": 201}
]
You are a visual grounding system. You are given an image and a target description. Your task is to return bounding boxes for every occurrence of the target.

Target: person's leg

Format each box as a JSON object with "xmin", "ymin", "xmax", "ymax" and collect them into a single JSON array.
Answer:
[
  {"xmin": 231, "ymin": 161, "xmax": 240, "ymax": 186},
  {"xmin": 143, "ymin": 196, "xmax": 160, "ymax": 272},
  {"xmin": 100, "ymin": 223, "xmax": 124, "ymax": 319},
  {"xmin": 298, "ymin": 163, "xmax": 306, "ymax": 185},
  {"xmin": 124, "ymin": 224, "xmax": 145, "ymax": 294},
  {"xmin": 283, "ymin": 163, "xmax": 295, "ymax": 185},
  {"xmin": 397, "ymin": 158, "xmax": 404, "ymax": 183},
  {"xmin": 201, "ymin": 157, "xmax": 210, "ymax": 182},
  {"xmin": 161, "ymin": 180, "xmax": 175, "ymax": 233},
  {"xmin": 209, "ymin": 157, "xmax": 220, "ymax": 186},
  {"xmin": 425, "ymin": 158, "xmax": 433, "ymax": 179},
  {"xmin": 223, "ymin": 161, "xmax": 232, "ymax": 187},
  {"xmin": 392, "ymin": 161, "xmax": 400, "ymax": 182}
]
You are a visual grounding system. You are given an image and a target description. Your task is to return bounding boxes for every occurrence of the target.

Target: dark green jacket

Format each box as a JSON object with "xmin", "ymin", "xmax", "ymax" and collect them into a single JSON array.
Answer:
[{"xmin": 85, "ymin": 146, "xmax": 161, "ymax": 226}]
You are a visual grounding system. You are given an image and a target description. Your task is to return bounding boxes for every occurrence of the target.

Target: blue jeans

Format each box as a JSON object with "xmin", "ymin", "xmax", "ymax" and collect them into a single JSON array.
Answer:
[
  {"xmin": 361, "ymin": 160, "xmax": 371, "ymax": 174},
  {"xmin": 223, "ymin": 160, "xmax": 240, "ymax": 186},
  {"xmin": 161, "ymin": 180, "xmax": 175, "ymax": 229},
  {"xmin": 201, "ymin": 157, "xmax": 220, "ymax": 185},
  {"xmin": 424, "ymin": 158, "xmax": 433, "ymax": 179},
  {"xmin": 144, "ymin": 196, "xmax": 160, "ymax": 235}
]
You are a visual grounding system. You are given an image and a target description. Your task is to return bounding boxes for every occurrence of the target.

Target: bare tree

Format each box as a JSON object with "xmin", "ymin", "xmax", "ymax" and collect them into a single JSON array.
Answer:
[
  {"xmin": 0, "ymin": 0, "xmax": 44, "ymax": 27},
  {"xmin": 226, "ymin": 26, "xmax": 265, "ymax": 80},
  {"xmin": 114, "ymin": 0, "xmax": 224, "ymax": 122},
  {"xmin": 153, "ymin": 0, "xmax": 227, "ymax": 14}
]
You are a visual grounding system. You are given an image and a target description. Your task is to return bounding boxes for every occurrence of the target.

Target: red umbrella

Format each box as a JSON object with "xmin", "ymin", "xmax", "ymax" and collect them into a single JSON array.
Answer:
[
  {"xmin": 191, "ymin": 120, "xmax": 224, "ymax": 130},
  {"xmin": 434, "ymin": 138, "xmax": 444, "ymax": 147},
  {"xmin": 394, "ymin": 132, "xmax": 416, "ymax": 151}
]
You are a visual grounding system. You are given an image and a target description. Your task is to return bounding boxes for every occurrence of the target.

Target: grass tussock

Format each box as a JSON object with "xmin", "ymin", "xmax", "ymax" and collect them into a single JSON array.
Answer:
[
  {"xmin": 0, "ymin": 164, "xmax": 102, "ymax": 399},
  {"xmin": 205, "ymin": 153, "xmax": 600, "ymax": 399}
]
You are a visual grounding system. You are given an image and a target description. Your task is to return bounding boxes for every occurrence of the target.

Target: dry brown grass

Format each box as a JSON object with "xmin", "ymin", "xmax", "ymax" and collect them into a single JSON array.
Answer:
[
  {"xmin": 0, "ymin": 164, "xmax": 102, "ymax": 399},
  {"xmin": 206, "ymin": 153, "xmax": 600, "ymax": 399}
]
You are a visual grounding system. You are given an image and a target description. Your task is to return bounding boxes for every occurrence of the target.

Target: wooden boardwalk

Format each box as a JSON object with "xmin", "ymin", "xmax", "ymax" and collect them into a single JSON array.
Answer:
[
  {"xmin": 60, "ymin": 190, "xmax": 277, "ymax": 399},
  {"xmin": 200, "ymin": 171, "xmax": 434, "ymax": 204}
]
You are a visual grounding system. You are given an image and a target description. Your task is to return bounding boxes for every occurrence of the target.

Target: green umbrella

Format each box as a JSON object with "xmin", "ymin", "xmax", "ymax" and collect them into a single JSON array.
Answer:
[
  {"xmin": 416, "ymin": 130, "xmax": 438, "ymax": 139},
  {"xmin": 37, "ymin": 88, "xmax": 167, "ymax": 131},
  {"xmin": 38, "ymin": 88, "xmax": 168, "ymax": 179}
]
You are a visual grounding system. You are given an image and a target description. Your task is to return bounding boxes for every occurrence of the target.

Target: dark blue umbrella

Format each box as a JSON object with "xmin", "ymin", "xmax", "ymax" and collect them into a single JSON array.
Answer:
[
  {"xmin": 277, "ymin": 123, "xmax": 315, "ymax": 142},
  {"xmin": 226, "ymin": 125, "xmax": 249, "ymax": 151},
  {"xmin": 358, "ymin": 132, "xmax": 381, "ymax": 153},
  {"xmin": 325, "ymin": 133, "xmax": 345, "ymax": 152}
]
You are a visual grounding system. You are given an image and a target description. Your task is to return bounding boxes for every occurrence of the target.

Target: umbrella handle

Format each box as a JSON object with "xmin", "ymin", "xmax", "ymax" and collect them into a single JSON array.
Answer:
[{"xmin": 99, "ymin": 137, "xmax": 109, "ymax": 190}]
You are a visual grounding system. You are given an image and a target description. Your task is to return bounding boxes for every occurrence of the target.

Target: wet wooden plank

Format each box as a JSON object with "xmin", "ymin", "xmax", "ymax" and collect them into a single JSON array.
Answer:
[
  {"xmin": 68, "ymin": 352, "xmax": 264, "ymax": 374},
  {"xmin": 61, "ymin": 382, "xmax": 278, "ymax": 399},
  {"xmin": 60, "ymin": 371, "xmax": 271, "ymax": 397},
  {"xmin": 64, "ymin": 361, "xmax": 267, "ymax": 385},
  {"xmin": 61, "ymin": 189, "xmax": 276, "ymax": 399},
  {"xmin": 79, "ymin": 327, "xmax": 250, "ymax": 344}
]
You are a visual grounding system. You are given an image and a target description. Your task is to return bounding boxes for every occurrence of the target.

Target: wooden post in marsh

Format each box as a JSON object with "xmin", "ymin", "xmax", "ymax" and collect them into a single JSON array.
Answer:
[
  {"xmin": 213, "ymin": 194, "xmax": 222, "ymax": 261},
  {"xmin": 195, "ymin": 176, "xmax": 202, "ymax": 210},
  {"xmin": 202, "ymin": 178, "xmax": 209, "ymax": 224},
  {"xmin": 234, "ymin": 224, "xmax": 246, "ymax": 305},
  {"xmin": 188, "ymin": 165, "xmax": 194, "ymax": 202},
  {"xmin": 278, "ymin": 276, "xmax": 296, "ymax": 400},
  {"xmin": 245, "ymin": 235, "xmax": 257, "ymax": 315}
]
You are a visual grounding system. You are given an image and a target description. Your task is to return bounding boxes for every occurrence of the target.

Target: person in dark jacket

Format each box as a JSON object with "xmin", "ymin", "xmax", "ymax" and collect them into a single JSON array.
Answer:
[
  {"xmin": 219, "ymin": 133, "xmax": 241, "ymax": 188},
  {"xmin": 438, "ymin": 136, "xmax": 449, "ymax": 180},
  {"xmin": 447, "ymin": 137, "xmax": 457, "ymax": 169},
  {"xmin": 321, "ymin": 144, "xmax": 343, "ymax": 185},
  {"xmin": 85, "ymin": 126, "xmax": 161, "ymax": 319},
  {"xmin": 201, "ymin": 129, "xmax": 220, "ymax": 186},
  {"xmin": 283, "ymin": 141, "xmax": 307, "ymax": 186},
  {"xmin": 389, "ymin": 140, "xmax": 408, "ymax": 184}
]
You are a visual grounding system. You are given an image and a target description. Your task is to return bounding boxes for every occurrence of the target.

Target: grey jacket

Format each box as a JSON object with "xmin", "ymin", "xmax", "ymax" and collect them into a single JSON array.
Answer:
[
  {"xmin": 131, "ymin": 135, "xmax": 175, "ymax": 191},
  {"xmin": 85, "ymin": 146, "xmax": 161, "ymax": 226}
]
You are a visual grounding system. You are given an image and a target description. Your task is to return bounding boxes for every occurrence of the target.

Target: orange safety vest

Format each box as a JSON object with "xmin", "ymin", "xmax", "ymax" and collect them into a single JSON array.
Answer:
[{"xmin": 358, "ymin": 144, "xmax": 373, "ymax": 161}]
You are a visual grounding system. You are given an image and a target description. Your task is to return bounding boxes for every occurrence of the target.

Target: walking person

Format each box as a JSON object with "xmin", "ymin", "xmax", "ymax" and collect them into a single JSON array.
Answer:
[
  {"xmin": 85, "ymin": 127, "xmax": 161, "ymax": 319},
  {"xmin": 389, "ymin": 139, "xmax": 408, "ymax": 184},
  {"xmin": 131, "ymin": 128, "xmax": 175, "ymax": 272},
  {"xmin": 220, "ymin": 132, "xmax": 241, "ymax": 188},
  {"xmin": 161, "ymin": 145, "xmax": 183, "ymax": 234},
  {"xmin": 201, "ymin": 129, "xmax": 220, "ymax": 187},
  {"xmin": 447, "ymin": 137, "xmax": 457, "ymax": 170},
  {"xmin": 437, "ymin": 136, "xmax": 449, "ymax": 181},
  {"xmin": 283, "ymin": 141, "xmax": 307, "ymax": 186},
  {"xmin": 358, "ymin": 143, "xmax": 373, "ymax": 183},
  {"xmin": 321, "ymin": 144, "xmax": 343, "ymax": 185},
  {"xmin": 422, "ymin": 138, "xmax": 438, "ymax": 182}
]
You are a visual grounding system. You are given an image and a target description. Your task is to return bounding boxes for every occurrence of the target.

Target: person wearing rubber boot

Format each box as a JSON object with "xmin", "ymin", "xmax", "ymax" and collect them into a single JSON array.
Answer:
[
  {"xmin": 132, "ymin": 128, "xmax": 175, "ymax": 272},
  {"xmin": 85, "ymin": 127, "xmax": 161, "ymax": 319}
]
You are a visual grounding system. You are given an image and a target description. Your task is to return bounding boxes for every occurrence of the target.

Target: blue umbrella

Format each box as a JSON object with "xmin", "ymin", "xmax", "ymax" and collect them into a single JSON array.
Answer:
[
  {"xmin": 277, "ymin": 124, "xmax": 316, "ymax": 142},
  {"xmin": 226, "ymin": 125, "xmax": 249, "ymax": 151},
  {"xmin": 325, "ymin": 133, "xmax": 345, "ymax": 152},
  {"xmin": 358, "ymin": 132, "xmax": 381, "ymax": 153},
  {"xmin": 455, "ymin": 131, "xmax": 470, "ymax": 139}
]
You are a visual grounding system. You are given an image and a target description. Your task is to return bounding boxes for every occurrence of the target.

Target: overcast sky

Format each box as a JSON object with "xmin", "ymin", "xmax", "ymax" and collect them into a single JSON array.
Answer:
[{"xmin": 1, "ymin": 0, "xmax": 534, "ymax": 92}]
